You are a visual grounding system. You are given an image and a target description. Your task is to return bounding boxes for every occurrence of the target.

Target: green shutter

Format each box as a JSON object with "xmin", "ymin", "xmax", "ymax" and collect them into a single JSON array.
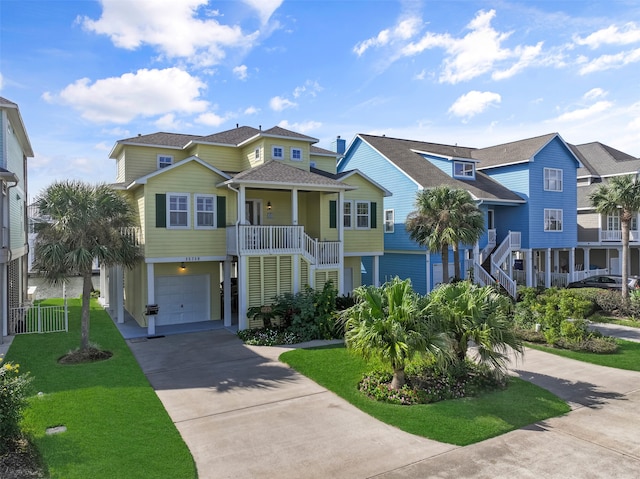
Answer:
[
  {"xmin": 370, "ymin": 202, "xmax": 377, "ymax": 228},
  {"xmin": 329, "ymin": 200, "xmax": 337, "ymax": 229},
  {"xmin": 156, "ymin": 194, "xmax": 166, "ymax": 228},
  {"xmin": 217, "ymin": 196, "xmax": 226, "ymax": 227}
]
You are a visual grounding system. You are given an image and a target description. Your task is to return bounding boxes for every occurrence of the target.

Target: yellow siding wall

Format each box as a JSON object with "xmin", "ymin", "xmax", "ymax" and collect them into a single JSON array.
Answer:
[
  {"xmin": 310, "ymin": 155, "xmax": 337, "ymax": 174},
  {"xmin": 124, "ymin": 262, "xmax": 147, "ymax": 326},
  {"xmin": 264, "ymin": 139, "xmax": 312, "ymax": 170},
  {"xmin": 242, "ymin": 140, "xmax": 265, "ymax": 168},
  {"xmin": 190, "ymin": 144, "xmax": 249, "ymax": 172},
  {"xmin": 144, "ymin": 161, "xmax": 234, "ymax": 258},
  {"xmin": 344, "ymin": 256, "xmax": 363, "ymax": 289},
  {"xmin": 343, "ymin": 174, "xmax": 384, "ymax": 253},
  {"xmin": 315, "ymin": 193, "xmax": 339, "ymax": 242},
  {"xmin": 122, "ymin": 146, "xmax": 189, "ymax": 184}
]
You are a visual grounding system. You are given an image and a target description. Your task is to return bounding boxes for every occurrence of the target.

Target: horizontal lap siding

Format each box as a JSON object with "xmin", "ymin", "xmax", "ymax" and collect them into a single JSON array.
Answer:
[
  {"xmin": 144, "ymin": 162, "xmax": 231, "ymax": 258},
  {"xmin": 343, "ymin": 173, "xmax": 384, "ymax": 253},
  {"xmin": 528, "ymin": 138, "xmax": 578, "ymax": 249},
  {"xmin": 192, "ymin": 144, "xmax": 247, "ymax": 171},
  {"xmin": 310, "ymin": 155, "xmax": 337, "ymax": 174},
  {"xmin": 6, "ymin": 123, "xmax": 26, "ymax": 251},
  {"xmin": 339, "ymin": 139, "xmax": 422, "ymax": 252},
  {"xmin": 380, "ymin": 252, "xmax": 427, "ymax": 294},
  {"xmin": 123, "ymin": 146, "xmax": 189, "ymax": 185},
  {"xmin": 484, "ymin": 163, "xmax": 529, "ymax": 246},
  {"xmin": 578, "ymin": 211, "xmax": 600, "ymax": 242}
]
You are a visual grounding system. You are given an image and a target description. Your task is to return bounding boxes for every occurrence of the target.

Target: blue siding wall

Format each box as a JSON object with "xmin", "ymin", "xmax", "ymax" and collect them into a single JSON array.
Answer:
[
  {"xmin": 422, "ymin": 154, "xmax": 452, "ymax": 175},
  {"xmin": 380, "ymin": 252, "xmax": 427, "ymax": 294},
  {"xmin": 527, "ymin": 137, "xmax": 578, "ymax": 249},
  {"xmin": 339, "ymin": 138, "xmax": 423, "ymax": 251},
  {"xmin": 0, "ymin": 113, "xmax": 5, "ymax": 169},
  {"xmin": 361, "ymin": 256, "xmax": 373, "ymax": 286}
]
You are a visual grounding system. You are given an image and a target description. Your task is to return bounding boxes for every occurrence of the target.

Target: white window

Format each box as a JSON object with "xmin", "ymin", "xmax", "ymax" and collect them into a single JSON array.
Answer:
[
  {"xmin": 356, "ymin": 201, "xmax": 370, "ymax": 229},
  {"xmin": 633, "ymin": 216, "xmax": 638, "ymax": 232},
  {"xmin": 272, "ymin": 146, "xmax": 284, "ymax": 159},
  {"xmin": 158, "ymin": 155, "xmax": 173, "ymax": 169},
  {"xmin": 343, "ymin": 201, "xmax": 353, "ymax": 229},
  {"xmin": 291, "ymin": 148, "xmax": 302, "ymax": 161},
  {"xmin": 255, "ymin": 148, "xmax": 261, "ymax": 160},
  {"xmin": 544, "ymin": 168, "xmax": 563, "ymax": 191},
  {"xmin": 195, "ymin": 194, "xmax": 216, "ymax": 229},
  {"xmin": 544, "ymin": 209, "xmax": 563, "ymax": 232},
  {"xmin": 168, "ymin": 193, "xmax": 190, "ymax": 229},
  {"xmin": 607, "ymin": 212, "xmax": 621, "ymax": 232},
  {"xmin": 453, "ymin": 161, "xmax": 474, "ymax": 178},
  {"xmin": 384, "ymin": 209, "xmax": 394, "ymax": 233}
]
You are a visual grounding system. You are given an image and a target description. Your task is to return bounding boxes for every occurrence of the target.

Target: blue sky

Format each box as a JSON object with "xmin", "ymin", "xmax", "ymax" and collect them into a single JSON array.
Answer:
[{"xmin": 2, "ymin": 0, "xmax": 640, "ymax": 197}]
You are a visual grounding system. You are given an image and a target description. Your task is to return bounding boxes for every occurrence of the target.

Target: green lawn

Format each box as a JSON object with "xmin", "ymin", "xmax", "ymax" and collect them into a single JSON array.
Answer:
[
  {"xmin": 280, "ymin": 345, "xmax": 569, "ymax": 446},
  {"xmin": 4, "ymin": 298, "xmax": 196, "ymax": 479},
  {"xmin": 526, "ymin": 339, "xmax": 640, "ymax": 372}
]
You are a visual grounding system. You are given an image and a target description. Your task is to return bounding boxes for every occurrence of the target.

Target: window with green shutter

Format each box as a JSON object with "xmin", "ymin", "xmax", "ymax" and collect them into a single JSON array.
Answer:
[
  {"xmin": 155, "ymin": 194, "xmax": 166, "ymax": 227},
  {"xmin": 329, "ymin": 200, "xmax": 337, "ymax": 228}
]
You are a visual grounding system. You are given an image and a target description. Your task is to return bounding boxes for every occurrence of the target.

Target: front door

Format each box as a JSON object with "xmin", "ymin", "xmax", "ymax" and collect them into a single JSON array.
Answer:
[{"xmin": 245, "ymin": 199, "xmax": 263, "ymax": 225}]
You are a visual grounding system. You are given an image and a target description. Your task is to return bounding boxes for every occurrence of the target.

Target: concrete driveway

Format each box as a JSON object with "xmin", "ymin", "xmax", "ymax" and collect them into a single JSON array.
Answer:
[{"xmin": 128, "ymin": 329, "xmax": 640, "ymax": 479}]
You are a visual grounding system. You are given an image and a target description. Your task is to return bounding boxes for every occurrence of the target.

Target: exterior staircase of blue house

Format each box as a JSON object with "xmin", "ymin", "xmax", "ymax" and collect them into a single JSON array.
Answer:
[{"xmin": 473, "ymin": 230, "xmax": 521, "ymax": 298}]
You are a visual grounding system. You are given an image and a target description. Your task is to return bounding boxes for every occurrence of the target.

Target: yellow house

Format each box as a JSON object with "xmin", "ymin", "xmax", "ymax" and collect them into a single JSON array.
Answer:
[{"xmin": 102, "ymin": 126, "xmax": 390, "ymax": 332}]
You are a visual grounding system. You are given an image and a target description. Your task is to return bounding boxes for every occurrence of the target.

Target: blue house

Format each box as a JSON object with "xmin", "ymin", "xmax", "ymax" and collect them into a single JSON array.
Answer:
[{"xmin": 337, "ymin": 132, "xmax": 582, "ymax": 296}]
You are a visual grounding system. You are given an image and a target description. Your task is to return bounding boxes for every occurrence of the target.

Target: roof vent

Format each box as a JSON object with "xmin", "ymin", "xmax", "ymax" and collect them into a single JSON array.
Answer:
[
  {"xmin": 259, "ymin": 125, "xmax": 262, "ymax": 130},
  {"xmin": 138, "ymin": 133, "xmax": 141, "ymax": 137},
  {"xmin": 236, "ymin": 123, "xmax": 239, "ymax": 128}
]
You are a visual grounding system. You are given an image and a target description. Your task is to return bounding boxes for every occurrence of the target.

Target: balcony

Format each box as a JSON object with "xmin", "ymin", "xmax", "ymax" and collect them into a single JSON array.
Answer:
[
  {"xmin": 599, "ymin": 230, "xmax": 640, "ymax": 242},
  {"xmin": 226, "ymin": 225, "xmax": 340, "ymax": 268}
]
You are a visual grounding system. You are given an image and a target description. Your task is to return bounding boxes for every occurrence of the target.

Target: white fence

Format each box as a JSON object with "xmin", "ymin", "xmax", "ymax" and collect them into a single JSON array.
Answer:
[{"xmin": 9, "ymin": 301, "xmax": 68, "ymax": 335}]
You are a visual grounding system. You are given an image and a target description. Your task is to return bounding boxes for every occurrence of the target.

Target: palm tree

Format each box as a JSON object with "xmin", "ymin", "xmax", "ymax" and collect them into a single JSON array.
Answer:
[
  {"xmin": 342, "ymin": 277, "xmax": 446, "ymax": 389},
  {"xmin": 425, "ymin": 281, "xmax": 522, "ymax": 376},
  {"xmin": 406, "ymin": 186, "xmax": 484, "ymax": 283},
  {"xmin": 33, "ymin": 181, "xmax": 142, "ymax": 352},
  {"xmin": 589, "ymin": 174, "xmax": 640, "ymax": 299}
]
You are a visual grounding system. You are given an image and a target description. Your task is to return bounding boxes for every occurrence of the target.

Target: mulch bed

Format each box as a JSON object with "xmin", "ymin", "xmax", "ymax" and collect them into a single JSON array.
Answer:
[{"xmin": 58, "ymin": 347, "xmax": 113, "ymax": 364}]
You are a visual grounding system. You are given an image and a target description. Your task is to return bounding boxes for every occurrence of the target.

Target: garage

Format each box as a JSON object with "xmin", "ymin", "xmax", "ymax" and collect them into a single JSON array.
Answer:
[{"xmin": 155, "ymin": 274, "xmax": 210, "ymax": 326}]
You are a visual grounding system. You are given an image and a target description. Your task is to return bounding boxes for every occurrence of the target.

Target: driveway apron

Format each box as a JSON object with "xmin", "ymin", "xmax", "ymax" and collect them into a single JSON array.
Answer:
[{"xmin": 128, "ymin": 327, "xmax": 640, "ymax": 479}]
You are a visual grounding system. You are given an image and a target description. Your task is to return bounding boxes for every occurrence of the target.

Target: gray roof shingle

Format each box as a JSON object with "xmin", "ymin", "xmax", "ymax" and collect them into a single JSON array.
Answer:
[
  {"xmin": 358, "ymin": 134, "xmax": 524, "ymax": 203},
  {"xmin": 472, "ymin": 133, "xmax": 559, "ymax": 168},
  {"xmin": 227, "ymin": 161, "xmax": 353, "ymax": 189},
  {"xmin": 572, "ymin": 142, "xmax": 640, "ymax": 178},
  {"xmin": 119, "ymin": 132, "xmax": 202, "ymax": 148}
]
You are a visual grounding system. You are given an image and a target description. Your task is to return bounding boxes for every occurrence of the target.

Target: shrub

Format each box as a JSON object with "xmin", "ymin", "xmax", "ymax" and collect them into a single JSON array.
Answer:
[
  {"xmin": 595, "ymin": 290, "xmax": 625, "ymax": 314},
  {"xmin": 514, "ymin": 326, "xmax": 546, "ymax": 343},
  {"xmin": 555, "ymin": 335, "xmax": 618, "ymax": 354},
  {"xmin": 237, "ymin": 327, "xmax": 300, "ymax": 346},
  {"xmin": 0, "ymin": 358, "xmax": 33, "ymax": 453}
]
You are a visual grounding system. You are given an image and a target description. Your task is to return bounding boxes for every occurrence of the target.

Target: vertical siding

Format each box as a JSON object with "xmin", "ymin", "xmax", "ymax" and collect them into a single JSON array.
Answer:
[{"xmin": 247, "ymin": 255, "xmax": 295, "ymax": 328}]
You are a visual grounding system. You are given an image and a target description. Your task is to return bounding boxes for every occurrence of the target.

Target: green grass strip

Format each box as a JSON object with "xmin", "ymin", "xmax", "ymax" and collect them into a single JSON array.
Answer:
[
  {"xmin": 526, "ymin": 339, "xmax": 640, "ymax": 371},
  {"xmin": 280, "ymin": 345, "xmax": 569, "ymax": 446},
  {"xmin": 4, "ymin": 298, "xmax": 196, "ymax": 479}
]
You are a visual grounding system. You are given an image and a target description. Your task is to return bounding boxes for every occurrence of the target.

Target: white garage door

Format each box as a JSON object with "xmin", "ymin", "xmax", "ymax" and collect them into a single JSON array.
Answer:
[{"xmin": 155, "ymin": 274, "xmax": 210, "ymax": 326}]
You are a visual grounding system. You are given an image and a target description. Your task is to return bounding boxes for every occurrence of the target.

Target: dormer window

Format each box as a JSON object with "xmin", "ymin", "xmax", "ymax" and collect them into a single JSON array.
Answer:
[
  {"xmin": 255, "ymin": 148, "xmax": 261, "ymax": 160},
  {"xmin": 272, "ymin": 146, "xmax": 284, "ymax": 160},
  {"xmin": 158, "ymin": 155, "xmax": 173, "ymax": 169},
  {"xmin": 291, "ymin": 148, "xmax": 302, "ymax": 161},
  {"xmin": 453, "ymin": 161, "xmax": 474, "ymax": 179}
]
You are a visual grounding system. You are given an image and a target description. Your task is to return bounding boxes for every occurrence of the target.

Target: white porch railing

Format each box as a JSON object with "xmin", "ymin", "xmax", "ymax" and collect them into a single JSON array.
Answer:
[
  {"xmin": 121, "ymin": 226, "xmax": 144, "ymax": 249},
  {"xmin": 491, "ymin": 264, "xmax": 517, "ymax": 298},
  {"xmin": 9, "ymin": 301, "xmax": 68, "ymax": 335},
  {"xmin": 479, "ymin": 229, "xmax": 496, "ymax": 264},
  {"xmin": 227, "ymin": 225, "xmax": 340, "ymax": 268},
  {"xmin": 473, "ymin": 261, "xmax": 496, "ymax": 287},
  {"xmin": 492, "ymin": 231, "xmax": 521, "ymax": 268},
  {"xmin": 600, "ymin": 230, "xmax": 640, "ymax": 242}
]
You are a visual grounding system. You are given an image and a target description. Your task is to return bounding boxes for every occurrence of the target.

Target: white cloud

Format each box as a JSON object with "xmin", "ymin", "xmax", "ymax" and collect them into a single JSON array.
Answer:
[
  {"xmin": 448, "ymin": 90, "xmax": 501, "ymax": 120},
  {"xmin": 80, "ymin": 0, "xmax": 262, "ymax": 67},
  {"xmin": 554, "ymin": 100, "xmax": 613, "ymax": 122},
  {"xmin": 196, "ymin": 111, "xmax": 227, "ymax": 127},
  {"xmin": 244, "ymin": 106, "xmax": 260, "ymax": 115},
  {"xmin": 583, "ymin": 88, "xmax": 607, "ymax": 100},
  {"xmin": 233, "ymin": 65, "xmax": 248, "ymax": 80},
  {"xmin": 242, "ymin": 0, "xmax": 283, "ymax": 24},
  {"xmin": 278, "ymin": 120, "xmax": 321, "ymax": 133},
  {"xmin": 43, "ymin": 68, "xmax": 209, "ymax": 124},
  {"xmin": 94, "ymin": 141, "xmax": 111, "ymax": 151},
  {"xmin": 414, "ymin": 69, "xmax": 427, "ymax": 80},
  {"xmin": 578, "ymin": 47, "xmax": 640, "ymax": 74},
  {"xmin": 269, "ymin": 96, "xmax": 297, "ymax": 111},
  {"xmin": 574, "ymin": 22, "xmax": 640, "ymax": 49},
  {"xmin": 354, "ymin": 16, "xmax": 422, "ymax": 56},
  {"xmin": 492, "ymin": 42, "xmax": 544, "ymax": 80},
  {"xmin": 155, "ymin": 113, "xmax": 185, "ymax": 130},
  {"xmin": 101, "ymin": 126, "xmax": 130, "ymax": 137},
  {"xmin": 292, "ymin": 80, "xmax": 323, "ymax": 98}
]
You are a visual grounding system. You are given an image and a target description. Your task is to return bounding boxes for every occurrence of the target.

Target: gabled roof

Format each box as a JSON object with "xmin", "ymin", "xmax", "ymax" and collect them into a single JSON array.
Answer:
[
  {"xmin": 572, "ymin": 142, "xmax": 640, "ymax": 178},
  {"xmin": 311, "ymin": 167, "xmax": 392, "ymax": 197},
  {"xmin": 109, "ymin": 132, "xmax": 202, "ymax": 157},
  {"xmin": 310, "ymin": 145, "xmax": 340, "ymax": 157},
  {"xmin": 127, "ymin": 156, "xmax": 231, "ymax": 189},
  {"xmin": 220, "ymin": 160, "xmax": 354, "ymax": 191},
  {"xmin": 472, "ymin": 133, "xmax": 565, "ymax": 169},
  {"xmin": 0, "ymin": 96, "xmax": 34, "ymax": 157},
  {"xmin": 354, "ymin": 134, "xmax": 524, "ymax": 203}
]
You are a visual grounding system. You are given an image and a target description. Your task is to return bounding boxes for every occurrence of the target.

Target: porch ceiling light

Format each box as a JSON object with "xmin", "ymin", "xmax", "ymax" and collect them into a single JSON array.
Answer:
[
  {"xmin": 267, "ymin": 201, "xmax": 272, "ymax": 210},
  {"xmin": 181, "ymin": 262, "xmax": 186, "ymax": 270}
]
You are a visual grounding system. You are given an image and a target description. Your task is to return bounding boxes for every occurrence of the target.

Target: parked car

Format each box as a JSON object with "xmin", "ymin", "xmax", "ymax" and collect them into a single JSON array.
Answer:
[{"xmin": 567, "ymin": 275, "xmax": 640, "ymax": 290}]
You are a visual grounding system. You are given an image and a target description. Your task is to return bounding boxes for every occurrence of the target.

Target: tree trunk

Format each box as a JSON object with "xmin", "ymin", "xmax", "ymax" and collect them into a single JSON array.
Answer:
[
  {"xmin": 622, "ymin": 216, "xmax": 630, "ymax": 299},
  {"xmin": 81, "ymin": 271, "xmax": 93, "ymax": 351},
  {"xmin": 390, "ymin": 367, "xmax": 406, "ymax": 390},
  {"xmin": 442, "ymin": 245, "xmax": 450, "ymax": 284},
  {"xmin": 453, "ymin": 244, "xmax": 461, "ymax": 280}
]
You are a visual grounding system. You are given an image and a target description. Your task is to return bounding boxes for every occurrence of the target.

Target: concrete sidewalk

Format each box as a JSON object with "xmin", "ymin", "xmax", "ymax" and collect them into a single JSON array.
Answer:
[{"xmin": 127, "ymin": 326, "xmax": 640, "ymax": 479}]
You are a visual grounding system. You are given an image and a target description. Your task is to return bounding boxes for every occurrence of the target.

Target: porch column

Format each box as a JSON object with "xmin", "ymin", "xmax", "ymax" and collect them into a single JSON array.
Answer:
[
  {"xmin": 425, "ymin": 252, "xmax": 431, "ymax": 294},
  {"xmin": 108, "ymin": 266, "xmax": 118, "ymax": 315},
  {"xmin": 238, "ymin": 256, "xmax": 247, "ymax": 330},
  {"xmin": 618, "ymin": 247, "xmax": 623, "ymax": 275},
  {"xmin": 337, "ymin": 190, "xmax": 345, "ymax": 295},
  {"xmin": 584, "ymin": 248, "xmax": 590, "ymax": 271},
  {"xmin": 115, "ymin": 265, "xmax": 124, "ymax": 324},
  {"xmin": 569, "ymin": 248, "xmax": 575, "ymax": 283},
  {"xmin": 545, "ymin": 248, "xmax": 552, "ymax": 288},
  {"xmin": 223, "ymin": 258, "xmax": 231, "ymax": 327},
  {"xmin": 373, "ymin": 255, "xmax": 380, "ymax": 287},
  {"xmin": 100, "ymin": 264, "xmax": 109, "ymax": 308},
  {"xmin": 239, "ymin": 185, "xmax": 246, "ymax": 224},
  {"xmin": 291, "ymin": 188, "xmax": 298, "ymax": 225},
  {"xmin": 146, "ymin": 262, "xmax": 155, "ymax": 336},
  {"xmin": 526, "ymin": 249, "xmax": 534, "ymax": 287},
  {"xmin": 473, "ymin": 242, "xmax": 480, "ymax": 264},
  {"xmin": 293, "ymin": 254, "xmax": 300, "ymax": 294},
  {"xmin": 553, "ymin": 249, "xmax": 560, "ymax": 272}
]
